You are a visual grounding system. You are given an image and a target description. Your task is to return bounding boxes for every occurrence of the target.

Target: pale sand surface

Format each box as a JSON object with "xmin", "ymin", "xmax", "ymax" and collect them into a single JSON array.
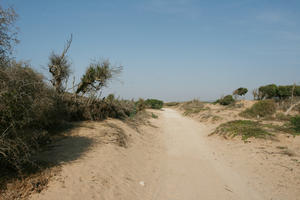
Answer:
[{"xmin": 30, "ymin": 108, "xmax": 300, "ymax": 200}]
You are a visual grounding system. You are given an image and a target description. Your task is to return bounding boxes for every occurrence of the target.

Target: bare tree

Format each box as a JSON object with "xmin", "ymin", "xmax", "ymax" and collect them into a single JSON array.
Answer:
[
  {"xmin": 285, "ymin": 83, "xmax": 300, "ymax": 115},
  {"xmin": 0, "ymin": 5, "xmax": 19, "ymax": 65},
  {"xmin": 48, "ymin": 35, "xmax": 72, "ymax": 93}
]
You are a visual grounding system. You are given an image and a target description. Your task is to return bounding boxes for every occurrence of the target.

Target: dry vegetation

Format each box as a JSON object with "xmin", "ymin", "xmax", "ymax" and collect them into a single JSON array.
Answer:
[{"xmin": 0, "ymin": 5, "xmax": 165, "ymax": 197}]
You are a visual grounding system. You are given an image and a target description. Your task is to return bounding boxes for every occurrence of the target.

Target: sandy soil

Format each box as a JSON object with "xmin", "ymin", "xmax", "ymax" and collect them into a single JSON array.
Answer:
[{"xmin": 29, "ymin": 108, "xmax": 300, "ymax": 200}]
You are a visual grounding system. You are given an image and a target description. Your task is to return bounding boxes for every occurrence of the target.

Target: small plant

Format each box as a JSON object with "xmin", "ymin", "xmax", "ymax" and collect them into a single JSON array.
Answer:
[
  {"xmin": 240, "ymin": 99, "xmax": 276, "ymax": 118},
  {"xmin": 217, "ymin": 95, "xmax": 235, "ymax": 106},
  {"xmin": 211, "ymin": 120, "xmax": 272, "ymax": 141},
  {"xmin": 145, "ymin": 99, "xmax": 164, "ymax": 109},
  {"xmin": 151, "ymin": 113, "xmax": 158, "ymax": 119}
]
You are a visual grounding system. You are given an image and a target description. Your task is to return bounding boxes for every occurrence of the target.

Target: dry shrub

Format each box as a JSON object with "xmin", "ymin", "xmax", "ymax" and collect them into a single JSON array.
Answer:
[
  {"xmin": 0, "ymin": 62, "xmax": 59, "ymax": 172},
  {"xmin": 181, "ymin": 99, "xmax": 207, "ymax": 115}
]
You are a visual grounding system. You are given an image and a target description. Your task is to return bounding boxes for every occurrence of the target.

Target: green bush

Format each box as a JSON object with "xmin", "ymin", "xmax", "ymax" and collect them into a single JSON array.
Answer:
[
  {"xmin": 258, "ymin": 84, "xmax": 277, "ymax": 99},
  {"xmin": 145, "ymin": 99, "xmax": 164, "ymax": 109},
  {"xmin": 277, "ymin": 85, "xmax": 293, "ymax": 99},
  {"xmin": 294, "ymin": 86, "xmax": 300, "ymax": 96},
  {"xmin": 290, "ymin": 116, "xmax": 300, "ymax": 133},
  {"xmin": 240, "ymin": 99, "xmax": 276, "ymax": 118},
  {"xmin": 257, "ymin": 84, "xmax": 300, "ymax": 100},
  {"xmin": 218, "ymin": 95, "xmax": 235, "ymax": 106},
  {"xmin": 212, "ymin": 120, "xmax": 272, "ymax": 141},
  {"xmin": 233, "ymin": 87, "xmax": 248, "ymax": 96}
]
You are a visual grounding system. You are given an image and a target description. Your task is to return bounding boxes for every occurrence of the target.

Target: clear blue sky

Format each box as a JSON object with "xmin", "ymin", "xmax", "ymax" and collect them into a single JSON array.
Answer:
[{"xmin": 4, "ymin": 0, "xmax": 300, "ymax": 101}]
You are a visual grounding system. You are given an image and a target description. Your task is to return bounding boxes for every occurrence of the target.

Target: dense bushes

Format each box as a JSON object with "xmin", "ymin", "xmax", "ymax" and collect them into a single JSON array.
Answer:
[
  {"xmin": 0, "ymin": 62, "xmax": 59, "ymax": 171},
  {"xmin": 240, "ymin": 99, "xmax": 277, "ymax": 118},
  {"xmin": 217, "ymin": 95, "xmax": 235, "ymax": 106},
  {"xmin": 290, "ymin": 116, "xmax": 300, "ymax": 133},
  {"xmin": 258, "ymin": 84, "xmax": 278, "ymax": 99},
  {"xmin": 0, "ymin": 62, "xmax": 140, "ymax": 172},
  {"xmin": 145, "ymin": 99, "xmax": 164, "ymax": 109},
  {"xmin": 257, "ymin": 84, "xmax": 300, "ymax": 100}
]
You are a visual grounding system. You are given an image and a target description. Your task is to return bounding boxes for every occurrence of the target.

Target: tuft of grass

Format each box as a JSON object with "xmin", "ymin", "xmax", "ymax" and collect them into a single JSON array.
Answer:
[
  {"xmin": 181, "ymin": 99, "xmax": 208, "ymax": 116},
  {"xmin": 151, "ymin": 113, "xmax": 158, "ymax": 119},
  {"xmin": 240, "ymin": 100, "xmax": 276, "ymax": 119},
  {"xmin": 211, "ymin": 120, "xmax": 273, "ymax": 141}
]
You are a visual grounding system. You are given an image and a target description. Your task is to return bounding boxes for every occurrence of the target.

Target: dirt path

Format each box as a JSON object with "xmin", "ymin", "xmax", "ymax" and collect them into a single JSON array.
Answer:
[
  {"xmin": 151, "ymin": 108, "xmax": 263, "ymax": 200},
  {"xmin": 29, "ymin": 108, "xmax": 298, "ymax": 200}
]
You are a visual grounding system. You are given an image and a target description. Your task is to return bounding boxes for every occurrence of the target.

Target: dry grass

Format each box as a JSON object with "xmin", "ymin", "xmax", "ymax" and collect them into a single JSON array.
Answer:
[
  {"xmin": 104, "ymin": 123, "xmax": 128, "ymax": 148},
  {"xmin": 0, "ymin": 166, "xmax": 59, "ymax": 200},
  {"xmin": 180, "ymin": 99, "xmax": 209, "ymax": 116}
]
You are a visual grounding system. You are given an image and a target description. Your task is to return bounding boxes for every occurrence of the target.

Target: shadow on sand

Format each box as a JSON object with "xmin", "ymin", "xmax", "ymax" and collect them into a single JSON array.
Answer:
[{"xmin": 37, "ymin": 135, "xmax": 93, "ymax": 165}]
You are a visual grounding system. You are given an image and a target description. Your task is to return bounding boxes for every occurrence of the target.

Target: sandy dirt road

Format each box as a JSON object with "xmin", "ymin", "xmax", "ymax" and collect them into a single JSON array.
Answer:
[
  {"xmin": 30, "ymin": 108, "xmax": 296, "ymax": 200},
  {"xmin": 151, "ymin": 108, "xmax": 263, "ymax": 200}
]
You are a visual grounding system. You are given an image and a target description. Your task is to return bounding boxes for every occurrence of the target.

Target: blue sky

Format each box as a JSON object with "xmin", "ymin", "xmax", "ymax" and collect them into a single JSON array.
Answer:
[{"xmin": 4, "ymin": 0, "xmax": 300, "ymax": 101}]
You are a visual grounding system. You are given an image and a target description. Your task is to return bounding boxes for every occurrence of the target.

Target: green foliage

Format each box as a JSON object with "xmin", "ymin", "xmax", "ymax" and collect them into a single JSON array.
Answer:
[
  {"xmin": 258, "ymin": 84, "xmax": 278, "ymax": 99},
  {"xmin": 240, "ymin": 99, "xmax": 276, "ymax": 118},
  {"xmin": 212, "ymin": 120, "xmax": 272, "ymax": 141},
  {"xmin": 218, "ymin": 95, "xmax": 235, "ymax": 106},
  {"xmin": 277, "ymin": 85, "xmax": 293, "ymax": 99},
  {"xmin": 233, "ymin": 87, "xmax": 248, "ymax": 96},
  {"xmin": 257, "ymin": 84, "xmax": 300, "ymax": 100},
  {"xmin": 294, "ymin": 86, "xmax": 300, "ymax": 96},
  {"xmin": 290, "ymin": 116, "xmax": 300, "ymax": 133},
  {"xmin": 145, "ymin": 99, "xmax": 164, "ymax": 109},
  {"xmin": 76, "ymin": 60, "xmax": 122, "ymax": 95},
  {"xmin": 151, "ymin": 113, "xmax": 158, "ymax": 119}
]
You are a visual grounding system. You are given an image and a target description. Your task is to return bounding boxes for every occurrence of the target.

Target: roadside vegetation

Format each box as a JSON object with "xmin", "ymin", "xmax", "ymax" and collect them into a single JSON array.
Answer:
[
  {"xmin": 0, "ymin": 4, "xmax": 157, "ymax": 196},
  {"xmin": 211, "ymin": 120, "xmax": 272, "ymax": 141},
  {"xmin": 180, "ymin": 99, "xmax": 208, "ymax": 116},
  {"xmin": 240, "ymin": 100, "xmax": 277, "ymax": 119},
  {"xmin": 145, "ymin": 99, "xmax": 164, "ymax": 109},
  {"xmin": 174, "ymin": 84, "xmax": 300, "ymax": 141}
]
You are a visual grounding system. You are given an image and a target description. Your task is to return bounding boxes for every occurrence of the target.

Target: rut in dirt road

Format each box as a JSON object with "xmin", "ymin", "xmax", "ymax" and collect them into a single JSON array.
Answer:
[{"xmin": 152, "ymin": 108, "xmax": 263, "ymax": 200}]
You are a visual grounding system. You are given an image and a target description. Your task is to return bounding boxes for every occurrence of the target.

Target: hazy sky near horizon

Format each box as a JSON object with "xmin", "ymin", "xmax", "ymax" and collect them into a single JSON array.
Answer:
[{"xmin": 4, "ymin": 0, "xmax": 300, "ymax": 101}]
